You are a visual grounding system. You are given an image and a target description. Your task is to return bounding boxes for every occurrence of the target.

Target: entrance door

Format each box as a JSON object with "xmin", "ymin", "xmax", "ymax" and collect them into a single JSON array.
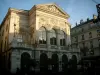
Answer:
[
  {"xmin": 21, "ymin": 52, "xmax": 31, "ymax": 71},
  {"xmin": 40, "ymin": 53, "xmax": 48, "ymax": 72},
  {"xmin": 51, "ymin": 54, "xmax": 59, "ymax": 72}
]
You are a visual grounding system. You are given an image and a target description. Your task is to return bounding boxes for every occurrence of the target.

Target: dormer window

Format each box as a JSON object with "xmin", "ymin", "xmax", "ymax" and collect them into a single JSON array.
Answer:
[{"xmin": 82, "ymin": 34, "xmax": 84, "ymax": 40}]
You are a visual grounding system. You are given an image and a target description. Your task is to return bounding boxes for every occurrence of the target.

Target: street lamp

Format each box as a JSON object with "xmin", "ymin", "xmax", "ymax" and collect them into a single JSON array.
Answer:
[{"xmin": 14, "ymin": 24, "xmax": 16, "ymax": 37}]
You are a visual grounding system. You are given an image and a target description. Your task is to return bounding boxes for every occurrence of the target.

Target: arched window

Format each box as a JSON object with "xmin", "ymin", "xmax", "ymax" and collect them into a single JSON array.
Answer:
[
  {"xmin": 51, "ymin": 54, "xmax": 59, "ymax": 72},
  {"xmin": 62, "ymin": 54, "xmax": 68, "ymax": 71},
  {"xmin": 50, "ymin": 29, "xmax": 56, "ymax": 45},
  {"xmin": 21, "ymin": 52, "xmax": 31, "ymax": 69},
  {"xmin": 89, "ymin": 32, "xmax": 92, "ymax": 38},
  {"xmin": 39, "ymin": 27, "xmax": 46, "ymax": 44},
  {"xmin": 40, "ymin": 53, "xmax": 48, "ymax": 71},
  {"xmin": 59, "ymin": 30, "xmax": 65, "ymax": 46}
]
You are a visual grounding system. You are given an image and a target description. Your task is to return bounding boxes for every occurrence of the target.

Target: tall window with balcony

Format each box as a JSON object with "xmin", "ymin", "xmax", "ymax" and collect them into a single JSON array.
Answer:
[
  {"xmin": 81, "ymin": 42, "xmax": 86, "ymax": 56},
  {"xmin": 50, "ymin": 29, "xmax": 56, "ymax": 45},
  {"xmin": 89, "ymin": 32, "xmax": 92, "ymax": 38},
  {"xmin": 90, "ymin": 41, "xmax": 94, "ymax": 55},
  {"xmin": 81, "ymin": 34, "xmax": 84, "ymax": 40},
  {"xmin": 38, "ymin": 27, "xmax": 46, "ymax": 44},
  {"xmin": 90, "ymin": 41, "xmax": 93, "ymax": 48},
  {"xmin": 97, "ymin": 30, "xmax": 100, "ymax": 37},
  {"xmin": 82, "ymin": 42, "xmax": 85, "ymax": 48},
  {"xmin": 75, "ymin": 36, "xmax": 78, "ymax": 42},
  {"xmin": 59, "ymin": 30, "xmax": 65, "ymax": 46},
  {"xmin": 75, "ymin": 36, "xmax": 78, "ymax": 47},
  {"xmin": 98, "ymin": 39, "xmax": 100, "ymax": 50}
]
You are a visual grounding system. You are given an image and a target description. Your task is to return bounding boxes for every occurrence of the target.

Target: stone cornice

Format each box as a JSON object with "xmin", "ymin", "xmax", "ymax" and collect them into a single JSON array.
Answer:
[
  {"xmin": 10, "ymin": 8, "xmax": 29, "ymax": 16},
  {"xmin": 0, "ymin": 8, "xmax": 29, "ymax": 30},
  {"xmin": 71, "ymin": 27, "xmax": 100, "ymax": 37}
]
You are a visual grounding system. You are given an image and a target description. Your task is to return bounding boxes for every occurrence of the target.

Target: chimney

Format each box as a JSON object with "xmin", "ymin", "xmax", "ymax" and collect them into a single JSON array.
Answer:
[
  {"xmin": 93, "ymin": 14, "xmax": 97, "ymax": 20},
  {"xmin": 80, "ymin": 19, "xmax": 83, "ymax": 24}
]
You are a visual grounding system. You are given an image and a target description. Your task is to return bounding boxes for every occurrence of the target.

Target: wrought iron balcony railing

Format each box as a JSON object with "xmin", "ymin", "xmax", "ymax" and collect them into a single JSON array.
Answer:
[
  {"xmin": 38, "ymin": 44, "xmax": 47, "ymax": 48},
  {"xmin": 50, "ymin": 45, "xmax": 58, "ymax": 49}
]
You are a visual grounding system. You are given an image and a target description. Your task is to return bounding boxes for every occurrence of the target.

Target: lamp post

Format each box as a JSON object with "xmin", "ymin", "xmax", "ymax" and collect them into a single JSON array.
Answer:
[{"xmin": 14, "ymin": 24, "xmax": 16, "ymax": 37}]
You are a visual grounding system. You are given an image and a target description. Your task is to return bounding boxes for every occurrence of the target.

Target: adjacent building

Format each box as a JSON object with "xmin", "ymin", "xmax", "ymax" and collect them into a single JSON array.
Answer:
[
  {"xmin": 0, "ymin": 3, "xmax": 80, "ymax": 73},
  {"xmin": 71, "ymin": 15, "xmax": 100, "ymax": 57}
]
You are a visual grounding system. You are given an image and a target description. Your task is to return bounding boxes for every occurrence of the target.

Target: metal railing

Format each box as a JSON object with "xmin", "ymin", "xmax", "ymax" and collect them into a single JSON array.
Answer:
[
  {"xmin": 38, "ymin": 44, "xmax": 47, "ymax": 48},
  {"xmin": 9, "ymin": 42, "xmax": 33, "ymax": 49},
  {"xmin": 50, "ymin": 45, "xmax": 58, "ymax": 49}
]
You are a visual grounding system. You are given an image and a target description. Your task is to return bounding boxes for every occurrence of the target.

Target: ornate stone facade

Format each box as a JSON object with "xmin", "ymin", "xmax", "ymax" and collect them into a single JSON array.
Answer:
[{"xmin": 0, "ymin": 3, "xmax": 80, "ymax": 73}]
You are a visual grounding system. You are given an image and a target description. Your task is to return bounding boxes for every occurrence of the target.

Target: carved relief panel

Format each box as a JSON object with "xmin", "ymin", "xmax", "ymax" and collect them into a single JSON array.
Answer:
[
  {"xmin": 38, "ymin": 17, "xmax": 51, "ymax": 29},
  {"xmin": 50, "ymin": 18, "xmax": 58, "ymax": 26},
  {"xmin": 38, "ymin": 16, "xmax": 67, "ymax": 31},
  {"xmin": 36, "ymin": 4, "xmax": 67, "ymax": 18},
  {"xmin": 36, "ymin": 4, "xmax": 69, "ymax": 31}
]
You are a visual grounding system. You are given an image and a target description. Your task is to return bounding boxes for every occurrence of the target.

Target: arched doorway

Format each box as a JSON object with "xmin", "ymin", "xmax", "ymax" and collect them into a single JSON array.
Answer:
[
  {"xmin": 21, "ymin": 52, "xmax": 31, "ymax": 71},
  {"xmin": 72, "ymin": 55, "xmax": 77, "ymax": 66},
  {"xmin": 51, "ymin": 54, "xmax": 59, "ymax": 72},
  {"xmin": 71, "ymin": 55, "xmax": 77, "ymax": 75},
  {"xmin": 40, "ymin": 53, "xmax": 48, "ymax": 72},
  {"xmin": 62, "ymin": 54, "xmax": 68, "ymax": 72}
]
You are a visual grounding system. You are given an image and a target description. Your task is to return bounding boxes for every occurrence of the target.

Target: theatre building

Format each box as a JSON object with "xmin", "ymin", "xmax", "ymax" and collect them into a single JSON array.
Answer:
[{"xmin": 0, "ymin": 3, "xmax": 80, "ymax": 73}]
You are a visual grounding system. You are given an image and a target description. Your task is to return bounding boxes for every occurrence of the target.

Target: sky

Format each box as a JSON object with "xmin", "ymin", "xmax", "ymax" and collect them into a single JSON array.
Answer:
[{"xmin": 0, "ymin": 0, "xmax": 100, "ymax": 27}]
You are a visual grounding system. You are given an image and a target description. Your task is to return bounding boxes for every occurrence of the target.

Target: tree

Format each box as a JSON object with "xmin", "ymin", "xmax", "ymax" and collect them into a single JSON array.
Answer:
[{"xmin": 80, "ymin": 47, "xmax": 89, "ymax": 56}]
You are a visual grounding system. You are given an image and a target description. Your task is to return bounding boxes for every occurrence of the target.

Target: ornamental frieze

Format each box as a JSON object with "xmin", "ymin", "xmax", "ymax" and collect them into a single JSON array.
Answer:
[
  {"xmin": 36, "ymin": 4, "xmax": 68, "ymax": 19},
  {"xmin": 39, "ymin": 17, "xmax": 47, "ymax": 25},
  {"xmin": 38, "ymin": 16, "xmax": 68, "ymax": 31},
  {"xmin": 50, "ymin": 18, "xmax": 58, "ymax": 25}
]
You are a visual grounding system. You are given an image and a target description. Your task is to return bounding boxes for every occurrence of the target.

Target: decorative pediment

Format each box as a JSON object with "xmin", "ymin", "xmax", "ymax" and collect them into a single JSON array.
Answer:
[{"xmin": 36, "ymin": 3, "xmax": 69, "ymax": 18}]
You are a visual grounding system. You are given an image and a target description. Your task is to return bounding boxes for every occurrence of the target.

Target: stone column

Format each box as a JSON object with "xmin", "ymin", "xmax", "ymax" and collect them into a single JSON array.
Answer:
[
  {"xmin": 57, "ymin": 32, "xmax": 60, "ymax": 50},
  {"xmin": 47, "ymin": 31, "xmax": 50, "ymax": 49},
  {"xmin": 11, "ymin": 49, "xmax": 20, "ymax": 73},
  {"xmin": 64, "ymin": 28, "xmax": 68, "ymax": 47},
  {"xmin": 65, "ymin": 34, "xmax": 68, "ymax": 46}
]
